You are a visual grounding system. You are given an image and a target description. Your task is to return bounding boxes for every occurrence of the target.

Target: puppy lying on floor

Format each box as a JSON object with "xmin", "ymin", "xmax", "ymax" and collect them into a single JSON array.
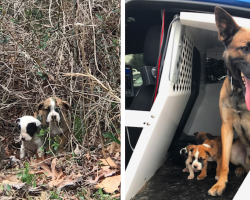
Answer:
[
  {"xmin": 180, "ymin": 132, "xmax": 213, "ymax": 179},
  {"xmin": 16, "ymin": 116, "xmax": 42, "ymax": 159}
]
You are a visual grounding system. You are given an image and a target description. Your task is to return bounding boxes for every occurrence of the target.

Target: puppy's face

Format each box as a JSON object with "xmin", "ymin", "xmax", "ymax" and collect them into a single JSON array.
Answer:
[
  {"xmin": 191, "ymin": 145, "xmax": 213, "ymax": 170},
  {"xmin": 193, "ymin": 132, "xmax": 212, "ymax": 144},
  {"xmin": 37, "ymin": 97, "xmax": 70, "ymax": 123},
  {"xmin": 16, "ymin": 116, "xmax": 41, "ymax": 141}
]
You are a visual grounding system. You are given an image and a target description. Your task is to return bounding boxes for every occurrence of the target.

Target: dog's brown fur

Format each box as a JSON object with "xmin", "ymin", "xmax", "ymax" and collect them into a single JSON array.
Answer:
[
  {"xmin": 34, "ymin": 97, "xmax": 71, "ymax": 151},
  {"xmin": 194, "ymin": 132, "xmax": 212, "ymax": 144},
  {"xmin": 191, "ymin": 137, "xmax": 222, "ymax": 180},
  {"xmin": 209, "ymin": 7, "xmax": 250, "ymax": 195}
]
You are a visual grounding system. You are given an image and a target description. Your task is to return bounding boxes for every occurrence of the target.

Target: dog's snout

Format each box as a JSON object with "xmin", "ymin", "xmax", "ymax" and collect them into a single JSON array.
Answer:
[
  {"xmin": 21, "ymin": 137, "xmax": 25, "ymax": 141},
  {"xmin": 193, "ymin": 165, "xmax": 197, "ymax": 169}
]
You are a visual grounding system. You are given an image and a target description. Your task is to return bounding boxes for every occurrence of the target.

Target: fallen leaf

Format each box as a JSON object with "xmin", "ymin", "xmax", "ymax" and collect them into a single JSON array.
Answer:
[
  {"xmin": 0, "ymin": 174, "xmax": 19, "ymax": 183},
  {"xmin": 99, "ymin": 157, "xmax": 117, "ymax": 168},
  {"xmin": 95, "ymin": 175, "xmax": 121, "ymax": 193},
  {"xmin": 101, "ymin": 166, "xmax": 117, "ymax": 177}
]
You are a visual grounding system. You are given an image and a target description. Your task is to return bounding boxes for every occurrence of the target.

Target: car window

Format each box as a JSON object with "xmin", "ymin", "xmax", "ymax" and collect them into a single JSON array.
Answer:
[{"xmin": 125, "ymin": 53, "xmax": 144, "ymax": 87}]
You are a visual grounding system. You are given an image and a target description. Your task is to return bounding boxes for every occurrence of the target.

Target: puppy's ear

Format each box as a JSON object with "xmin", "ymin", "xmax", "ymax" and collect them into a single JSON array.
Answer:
[
  {"xmin": 205, "ymin": 147, "xmax": 215, "ymax": 159},
  {"xmin": 193, "ymin": 132, "xmax": 198, "ymax": 137},
  {"xmin": 15, "ymin": 118, "xmax": 20, "ymax": 124},
  {"xmin": 34, "ymin": 119, "xmax": 41, "ymax": 127},
  {"xmin": 186, "ymin": 144, "xmax": 196, "ymax": 153},
  {"xmin": 214, "ymin": 6, "xmax": 240, "ymax": 43},
  {"xmin": 206, "ymin": 133, "xmax": 212, "ymax": 139},
  {"xmin": 37, "ymin": 101, "xmax": 44, "ymax": 111},
  {"xmin": 62, "ymin": 101, "xmax": 71, "ymax": 110}
]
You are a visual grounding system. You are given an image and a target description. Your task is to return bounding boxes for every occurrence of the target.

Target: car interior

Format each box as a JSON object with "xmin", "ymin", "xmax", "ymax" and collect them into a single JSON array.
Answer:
[{"xmin": 125, "ymin": 1, "xmax": 250, "ymax": 199}]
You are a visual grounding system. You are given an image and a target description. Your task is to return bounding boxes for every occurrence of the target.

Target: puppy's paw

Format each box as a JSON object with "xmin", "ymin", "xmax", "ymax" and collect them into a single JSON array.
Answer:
[
  {"xmin": 197, "ymin": 174, "xmax": 206, "ymax": 180},
  {"xmin": 182, "ymin": 168, "xmax": 189, "ymax": 172},
  {"xmin": 187, "ymin": 174, "xmax": 194, "ymax": 179},
  {"xmin": 208, "ymin": 182, "xmax": 226, "ymax": 196},
  {"xmin": 215, "ymin": 176, "xmax": 219, "ymax": 180},
  {"xmin": 235, "ymin": 166, "xmax": 246, "ymax": 177}
]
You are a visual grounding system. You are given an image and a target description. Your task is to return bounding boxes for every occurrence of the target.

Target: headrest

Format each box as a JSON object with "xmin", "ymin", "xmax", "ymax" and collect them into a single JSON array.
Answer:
[{"xmin": 143, "ymin": 25, "xmax": 162, "ymax": 66}]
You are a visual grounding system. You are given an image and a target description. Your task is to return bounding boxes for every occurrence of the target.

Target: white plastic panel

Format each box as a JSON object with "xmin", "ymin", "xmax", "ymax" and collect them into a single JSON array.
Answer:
[
  {"xmin": 125, "ymin": 20, "xmax": 194, "ymax": 200},
  {"xmin": 125, "ymin": 110, "xmax": 152, "ymax": 127},
  {"xmin": 233, "ymin": 172, "xmax": 250, "ymax": 199}
]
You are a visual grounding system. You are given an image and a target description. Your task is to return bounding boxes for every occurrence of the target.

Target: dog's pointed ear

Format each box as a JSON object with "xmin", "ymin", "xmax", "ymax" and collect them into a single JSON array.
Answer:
[
  {"xmin": 215, "ymin": 6, "xmax": 240, "ymax": 43},
  {"xmin": 193, "ymin": 132, "xmax": 198, "ymax": 137},
  {"xmin": 206, "ymin": 133, "xmax": 212, "ymax": 139},
  {"xmin": 37, "ymin": 101, "xmax": 44, "ymax": 111},
  {"xmin": 62, "ymin": 101, "xmax": 71, "ymax": 110},
  {"xmin": 15, "ymin": 118, "xmax": 20, "ymax": 124}
]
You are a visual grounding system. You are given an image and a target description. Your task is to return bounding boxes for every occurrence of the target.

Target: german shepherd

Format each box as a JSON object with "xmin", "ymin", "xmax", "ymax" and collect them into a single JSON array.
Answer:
[{"xmin": 208, "ymin": 7, "xmax": 250, "ymax": 196}]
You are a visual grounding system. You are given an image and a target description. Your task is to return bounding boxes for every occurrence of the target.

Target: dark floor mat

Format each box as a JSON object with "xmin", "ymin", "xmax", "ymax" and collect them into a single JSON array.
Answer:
[{"xmin": 132, "ymin": 158, "xmax": 245, "ymax": 200}]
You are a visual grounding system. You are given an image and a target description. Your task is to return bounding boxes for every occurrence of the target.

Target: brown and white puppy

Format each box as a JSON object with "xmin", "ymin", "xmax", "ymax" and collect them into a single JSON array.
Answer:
[
  {"xmin": 230, "ymin": 138, "xmax": 250, "ymax": 177},
  {"xmin": 194, "ymin": 132, "xmax": 212, "ymax": 145},
  {"xmin": 180, "ymin": 144, "xmax": 197, "ymax": 179},
  {"xmin": 35, "ymin": 97, "xmax": 71, "ymax": 151},
  {"xmin": 191, "ymin": 137, "xmax": 222, "ymax": 180}
]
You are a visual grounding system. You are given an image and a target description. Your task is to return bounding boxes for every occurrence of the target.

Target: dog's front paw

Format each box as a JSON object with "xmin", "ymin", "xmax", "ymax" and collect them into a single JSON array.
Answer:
[
  {"xmin": 197, "ymin": 174, "xmax": 206, "ymax": 180},
  {"xmin": 208, "ymin": 182, "xmax": 226, "ymax": 196},
  {"xmin": 182, "ymin": 168, "xmax": 189, "ymax": 172},
  {"xmin": 235, "ymin": 166, "xmax": 246, "ymax": 177},
  {"xmin": 215, "ymin": 176, "xmax": 219, "ymax": 180},
  {"xmin": 187, "ymin": 174, "xmax": 194, "ymax": 179}
]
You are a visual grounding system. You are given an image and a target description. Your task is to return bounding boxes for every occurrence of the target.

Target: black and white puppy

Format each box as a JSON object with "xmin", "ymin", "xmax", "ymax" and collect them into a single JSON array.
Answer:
[
  {"xmin": 180, "ymin": 145, "xmax": 197, "ymax": 179},
  {"xmin": 16, "ymin": 116, "xmax": 42, "ymax": 159}
]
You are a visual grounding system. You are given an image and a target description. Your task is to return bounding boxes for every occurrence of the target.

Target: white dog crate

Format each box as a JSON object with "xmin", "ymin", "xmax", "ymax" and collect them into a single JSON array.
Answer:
[{"xmin": 125, "ymin": 3, "xmax": 250, "ymax": 199}]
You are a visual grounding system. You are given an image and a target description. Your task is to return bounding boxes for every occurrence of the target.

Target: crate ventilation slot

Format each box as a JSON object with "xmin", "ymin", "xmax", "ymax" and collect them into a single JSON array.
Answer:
[{"xmin": 173, "ymin": 29, "xmax": 194, "ymax": 93}]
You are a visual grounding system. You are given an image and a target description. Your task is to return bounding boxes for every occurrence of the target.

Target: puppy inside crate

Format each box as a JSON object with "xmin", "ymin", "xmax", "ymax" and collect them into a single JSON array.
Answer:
[{"xmin": 180, "ymin": 132, "xmax": 250, "ymax": 180}]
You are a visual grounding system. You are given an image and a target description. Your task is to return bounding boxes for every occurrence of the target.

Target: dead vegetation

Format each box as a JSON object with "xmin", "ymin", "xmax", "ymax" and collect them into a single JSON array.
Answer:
[{"xmin": 0, "ymin": 0, "xmax": 120, "ymax": 199}]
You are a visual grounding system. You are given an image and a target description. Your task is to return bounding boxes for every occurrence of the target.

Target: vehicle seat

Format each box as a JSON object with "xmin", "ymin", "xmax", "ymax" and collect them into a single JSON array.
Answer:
[{"xmin": 129, "ymin": 25, "xmax": 162, "ymax": 111}]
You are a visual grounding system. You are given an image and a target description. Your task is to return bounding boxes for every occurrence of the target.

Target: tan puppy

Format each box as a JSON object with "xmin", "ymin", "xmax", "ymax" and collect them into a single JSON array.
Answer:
[
  {"xmin": 194, "ymin": 132, "xmax": 212, "ymax": 145},
  {"xmin": 190, "ymin": 137, "xmax": 222, "ymax": 180},
  {"xmin": 35, "ymin": 97, "xmax": 71, "ymax": 151}
]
